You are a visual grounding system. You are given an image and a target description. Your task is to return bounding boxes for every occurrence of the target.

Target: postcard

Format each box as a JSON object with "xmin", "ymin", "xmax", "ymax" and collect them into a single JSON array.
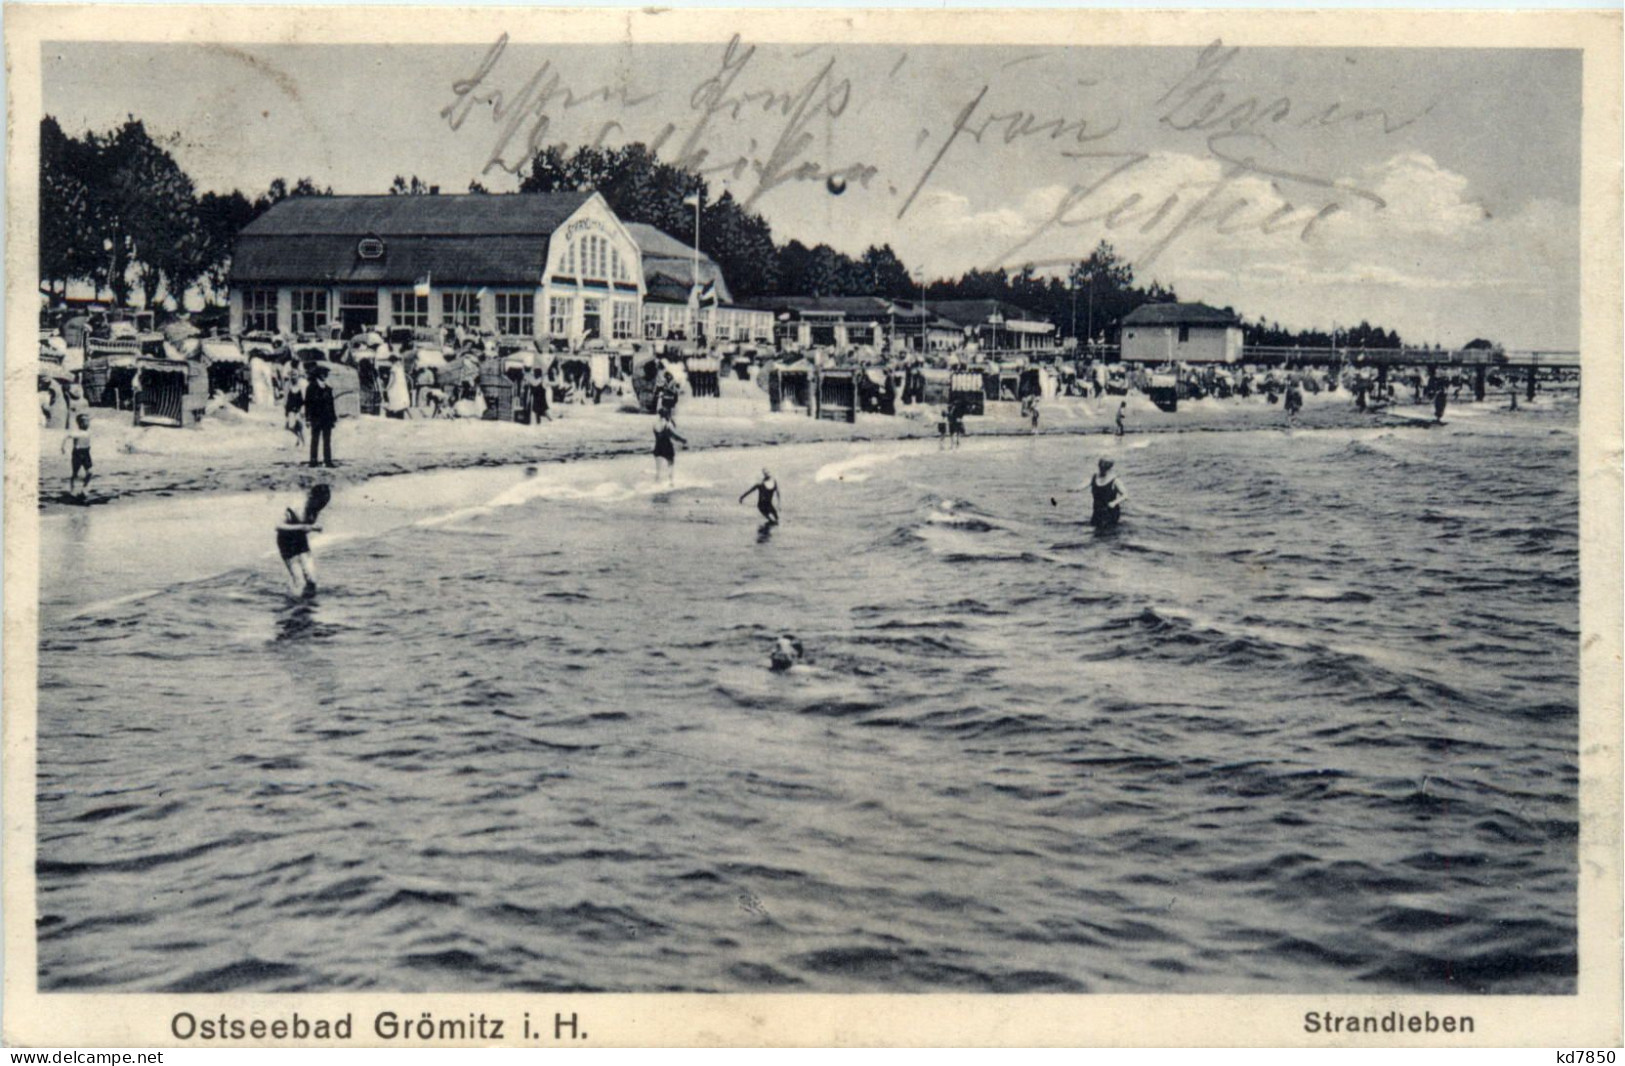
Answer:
[{"xmin": 5, "ymin": 5, "xmax": 1620, "ymax": 1048}]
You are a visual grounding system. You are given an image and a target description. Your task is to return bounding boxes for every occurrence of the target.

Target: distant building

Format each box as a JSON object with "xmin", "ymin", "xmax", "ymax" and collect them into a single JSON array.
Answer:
[
  {"xmin": 1120, "ymin": 302, "xmax": 1243, "ymax": 364},
  {"xmin": 742, "ymin": 296, "xmax": 961, "ymax": 353},
  {"xmin": 228, "ymin": 192, "xmax": 772, "ymax": 348},
  {"xmin": 927, "ymin": 299, "xmax": 1057, "ymax": 353},
  {"xmin": 230, "ymin": 192, "xmax": 650, "ymax": 344},
  {"xmin": 624, "ymin": 223, "xmax": 773, "ymax": 346}
]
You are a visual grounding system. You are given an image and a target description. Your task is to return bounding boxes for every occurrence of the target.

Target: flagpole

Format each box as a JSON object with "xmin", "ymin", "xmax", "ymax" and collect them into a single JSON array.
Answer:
[{"xmin": 683, "ymin": 192, "xmax": 702, "ymax": 346}]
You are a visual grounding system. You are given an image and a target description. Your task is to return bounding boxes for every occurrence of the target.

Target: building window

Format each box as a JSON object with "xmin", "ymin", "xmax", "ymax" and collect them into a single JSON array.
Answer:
[
  {"xmin": 848, "ymin": 324, "xmax": 874, "ymax": 346},
  {"xmin": 548, "ymin": 296, "xmax": 574, "ymax": 337},
  {"xmin": 612, "ymin": 301, "xmax": 636, "ymax": 340},
  {"xmin": 442, "ymin": 291, "xmax": 481, "ymax": 330},
  {"xmin": 496, "ymin": 292, "xmax": 536, "ymax": 336},
  {"xmin": 574, "ymin": 235, "xmax": 602, "ymax": 282},
  {"xmin": 243, "ymin": 289, "xmax": 278, "ymax": 333},
  {"xmin": 291, "ymin": 289, "xmax": 329, "ymax": 334},
  {"xmin": 391, "ymin": 291, "xmax": 429, "ymax": 328},
  {"xmin": 1178, "ymin": 325, "xmax": 1190, "ymax": 343}
]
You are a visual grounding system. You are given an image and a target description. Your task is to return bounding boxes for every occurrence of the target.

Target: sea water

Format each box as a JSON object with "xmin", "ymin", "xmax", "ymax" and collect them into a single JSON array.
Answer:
[{"xmin": 35, "ymin": 404, "xmax": 1579, "ymax": 993}]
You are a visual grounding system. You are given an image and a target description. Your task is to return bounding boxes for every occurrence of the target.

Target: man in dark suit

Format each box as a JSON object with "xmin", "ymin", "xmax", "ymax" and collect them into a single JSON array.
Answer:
[{"xmin": 305, "ymin": 363, "xmax": 337, "ymax": 468}]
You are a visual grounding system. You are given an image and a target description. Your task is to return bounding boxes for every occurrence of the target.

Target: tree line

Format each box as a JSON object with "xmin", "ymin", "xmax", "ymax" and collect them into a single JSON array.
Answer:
[
  {"xmin": 39, "ymin": 118, "xmax": 1420, "ymax": 347},
  {"xmin": 518, "ymin": 144, "xmax": 1193, "ymax": 339},
  {"xmin": 40, "ymin": 116, "xmax": 331, "ymax": 309}
]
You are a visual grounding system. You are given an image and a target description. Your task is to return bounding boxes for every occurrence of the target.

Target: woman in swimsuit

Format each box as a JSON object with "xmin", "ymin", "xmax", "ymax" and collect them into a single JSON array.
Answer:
[
  {"xmin": 653, "ymin": 411, "xmax": 688, "ymax": 486},
  {"xmin": 739, "ymin": 468, "xmax": 781, "ymax": 525},
  {"xmin": 1089, "ymin": 457, "xmax": 1128, "ymax": 530},
  {"xmin": 277, "ymin": 483, "xmax": 332, "ymax": 597}
]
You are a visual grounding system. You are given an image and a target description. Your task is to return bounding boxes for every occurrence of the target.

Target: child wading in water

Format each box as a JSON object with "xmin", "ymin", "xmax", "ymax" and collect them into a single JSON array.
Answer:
[
  {"xmin": 653, "ymin": 410, "xmax": 688, "ymax": 486},
  {"xmin": 277, "ymin": 484, "xmax": 332, "ymax": 597},
  {"xmin": 739, "ymin": 468, "xmax": 781, "ymax": 525},
  {"xmin": 61, "ymin": 412, "xmax": 93, "ymax": 498}
]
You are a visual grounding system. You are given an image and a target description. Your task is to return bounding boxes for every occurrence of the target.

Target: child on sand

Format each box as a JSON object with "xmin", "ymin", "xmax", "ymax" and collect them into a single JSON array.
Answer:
[
  {"xmin": 277, "ymin": 484, "xmax": 332, "ymax": 597},
  {"xmin": 739, "ymin": 469, "xmax": 781, "ymax": 525},
  {"xmin": 61, "ymin": 412, "xmax": 93, "ymax": 498}
]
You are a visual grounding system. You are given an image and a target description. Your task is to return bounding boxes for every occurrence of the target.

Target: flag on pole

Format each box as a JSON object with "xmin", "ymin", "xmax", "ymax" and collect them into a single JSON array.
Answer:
[{"xmin": 414, "ymin": 272, "xmax": 431, "ymax": 298}]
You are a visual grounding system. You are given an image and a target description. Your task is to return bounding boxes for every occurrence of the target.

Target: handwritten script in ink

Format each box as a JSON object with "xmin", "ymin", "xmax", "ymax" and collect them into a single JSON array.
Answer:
[
  {"xmin": 441, "ymin": 33, "xmax": 660, "ymax": 176},
  {"xmin": 900, "ymin": 40, "xmax": 1433, "ymax": 270},
  {"xmin": 443, "ymin": 33, "xmax": 877, "ymax": 207},
  {"xmin": 443, "ymin": 36, "xmax": 1432, "ymax": 268}
]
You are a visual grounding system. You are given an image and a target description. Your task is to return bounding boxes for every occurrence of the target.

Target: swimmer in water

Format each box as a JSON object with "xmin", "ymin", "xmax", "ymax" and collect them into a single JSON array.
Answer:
[
  {"xmin": 277, "ymin": 483, "xmax": 332, "ymax": 597},
  {"xmin": 1089, "ymin": 457, "xmax": 1128, "ymax": 530},
  {"xmin": 653, "ymin": 410, "xmax": 688, "ymax": 486},
  {"xmin": 769, "ymin": 634, "xmax": 804, "ymax": 672},
  {"xmin": 739, "ymin": 468, "xmax": 781, "ymax": 525}
]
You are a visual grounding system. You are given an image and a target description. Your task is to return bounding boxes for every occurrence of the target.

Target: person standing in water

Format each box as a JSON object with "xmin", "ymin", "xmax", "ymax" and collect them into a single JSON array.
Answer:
[
  {"xmin": 739, "ymin": 469, "xmax": 782, "ymax": 525},
  {"xmin": 277, "ymin": 483, "xmax": 332, "ymax": 597},
  {"xmin": 1433, "ymin": 385, "xmax": 1448, "ymax": 423},
  {"xmin": 769, "ymin": 634, "xmax": 804, "ymax": 672},
  {"xmin": 61, "ymin": 412, "xmax": 93, "ymax": 498},
  {"xmin": 653, "ymin": 410, "xmax": 688, "ymax": 486},
  {"xmin": 1089, "ymin": 457, "xmax": 1128, "ymax": 530},
  {"xmin": 1115, "ymin": 400, "xmax": 1127, "ymax": 437}
]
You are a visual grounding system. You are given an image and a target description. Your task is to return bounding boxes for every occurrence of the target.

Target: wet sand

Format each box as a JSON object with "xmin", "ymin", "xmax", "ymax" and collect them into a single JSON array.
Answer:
[{"xmin": 35, "ymin": 382, "xmax": 1454, "ymax": 514}]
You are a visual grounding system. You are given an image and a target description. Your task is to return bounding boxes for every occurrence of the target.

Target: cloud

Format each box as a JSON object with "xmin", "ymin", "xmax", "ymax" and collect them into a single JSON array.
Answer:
[
  {"xmin": 754, "ymin": 145, "xmax": 1576, "ymax": 348},
  {"xmin": 887, "ymin": 149, "xmax": 1574, "ymax": 348}
]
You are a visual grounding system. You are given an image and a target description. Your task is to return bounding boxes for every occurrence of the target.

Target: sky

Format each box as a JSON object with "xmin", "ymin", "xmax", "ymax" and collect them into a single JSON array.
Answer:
[{"xmin": 42, "ymin": 39, "xmax": 1582, "ymax": 348}]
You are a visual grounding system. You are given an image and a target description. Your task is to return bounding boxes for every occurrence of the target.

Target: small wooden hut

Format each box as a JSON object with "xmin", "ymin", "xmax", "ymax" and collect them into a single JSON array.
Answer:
[
  {"xmin": 479, "ymin": 356, "xmax": 517, "ymax": 422},
  {"xmin": 816, "ymin": 368, "xmax": 858, "ymax": 423},
  {"xmin": 323, "ymin": 361, "xmax": 363, "ymax": 419},
  {"xmin": 133, "ymin": 358, "xmax": 209, "ymax": 427},
  {"xmin": 983, "ymin": 366, "xmax": 1022, "ymax": 403},
  {"xmin": 684, "ymin": 356, "xmax": 722, "ymax": 399},
  {"xmin": 767, "ymin": 362, "xmax": 814, "ymax": 414},
  {"xmin": 1148, "ymin": 373, "xmax": 1180, "ymax": 413},
  {"xmin": 949, "ymin": 371, "xmax": 986, "ymax": 416}
]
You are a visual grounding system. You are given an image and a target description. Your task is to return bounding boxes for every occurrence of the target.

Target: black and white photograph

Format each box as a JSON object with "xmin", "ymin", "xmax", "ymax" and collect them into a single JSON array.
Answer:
[{"xmin": 5, "ymin": 5, "xmax": 1621, "ymax": 1048}]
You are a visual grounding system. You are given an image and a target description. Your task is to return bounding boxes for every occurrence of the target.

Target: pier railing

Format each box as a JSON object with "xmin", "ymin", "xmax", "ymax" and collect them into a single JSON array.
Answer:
[
  {"xmin": 978, "ymin": 345, "xmax": 1575, "ymax": 369},
  {"xmin": 1235, "ymin": 346, "xmax": 1580, "ymax": 369}
]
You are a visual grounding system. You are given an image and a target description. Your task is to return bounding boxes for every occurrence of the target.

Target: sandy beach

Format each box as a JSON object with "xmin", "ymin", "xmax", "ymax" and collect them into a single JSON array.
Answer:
[{"xmin": 37, "ymin": 379, "xmax": 1448, "ymax": 513}]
